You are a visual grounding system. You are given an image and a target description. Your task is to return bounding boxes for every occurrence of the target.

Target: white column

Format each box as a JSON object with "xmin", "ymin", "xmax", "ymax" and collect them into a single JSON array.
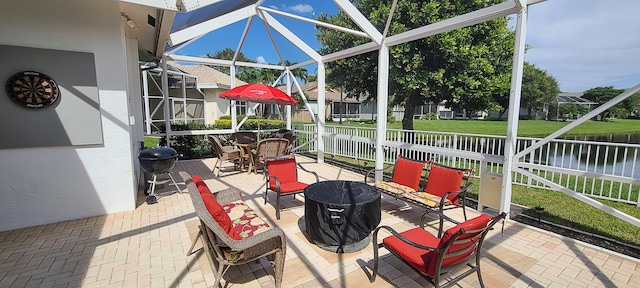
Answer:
[
  {"xmin": 316, "ymin": 62, "xmax": 326, "ymax": 163},
  {"xmin": 230, "ymin": 66, "xmax": 237, "ymax": 131},
  {"xmin": 500, "ymin": 6, "xmax": 528, "ymax": 215},
  {"xmin": 286, "ymin": 71, "xmax": 292, "ymax": 130},
  {"xmin": 142, "ymin": 70, "xmax": 151, "ymax": 134},
  {"xmin": 375, "ymin": 43, "xmax": 389, "ymax": 182},
  {"xmin": 161, "ymin": 56, "xmax": 171, "ymax": 146}
]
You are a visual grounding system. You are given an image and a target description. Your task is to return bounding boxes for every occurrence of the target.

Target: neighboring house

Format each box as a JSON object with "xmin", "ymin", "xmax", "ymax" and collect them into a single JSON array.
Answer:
[
  {"xmin": 392, "ymin": 103, "xmax": 457, "ymax": 120},
  {"xmin": 281, "ymin": 82, "xmax": 366, "ymax": 122},
  {"xmin": 552, "ymin": 92, "xmax": 597, "ymax": 120},
  {"xmin": 487, "ymin": 92, "xmax": 596, "ymax": 120},
  {"xmin": 142, "ymin": 62, "xmax": 246, "ymax": 132},
  {"xmin": 169, "ymin": 62, "xmax": 247, "ymax": 124}
]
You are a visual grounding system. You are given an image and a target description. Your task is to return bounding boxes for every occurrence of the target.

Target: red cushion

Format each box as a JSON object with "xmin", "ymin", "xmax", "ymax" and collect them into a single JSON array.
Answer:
[
  {"xmin": 427, "ymin": 214, "xmax": 492, "ymax": 277},
  {"xmin": 391, "ymin": 157, "xmax": 425, "ymax": 191},
  {"xmin": 383, "ymin": 228, "xmax": 440, "ymax": 275},
  {"xmin": 276, "ymin": 181, "xmax": 308, "ymax": 193},
  {"xmin": 265, "ymin": 157, "xmax": 310, "ymax": 194},
  {"xmin": 267, "ymin": 157, "xmax": 299, "ymax": 188},
  {"xmin": 192, "ymin": 176, "xmax": 242, "ymax": 240},
  {"xmin": 425, "ymin": 165, "xmax": 464, "ymax": 204},
  {"xmin": 192, "ymin": 175, "xmax": 212, "ymax": 195}
]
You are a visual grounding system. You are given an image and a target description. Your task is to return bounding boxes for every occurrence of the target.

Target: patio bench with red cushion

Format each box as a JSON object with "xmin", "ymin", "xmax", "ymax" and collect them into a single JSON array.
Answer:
[{"xmin": 365, "ymin": 157, "xmax": 474, "ymax": 236}]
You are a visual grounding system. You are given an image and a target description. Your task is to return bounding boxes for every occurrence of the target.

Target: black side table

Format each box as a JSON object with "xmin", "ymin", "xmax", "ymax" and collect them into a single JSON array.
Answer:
[{"xmin": 304, "ymin": 180, "xmax": 381, "ymax": 253}]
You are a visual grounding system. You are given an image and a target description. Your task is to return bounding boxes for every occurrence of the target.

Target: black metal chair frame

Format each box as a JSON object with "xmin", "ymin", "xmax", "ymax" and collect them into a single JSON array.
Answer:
[
  {"xmin": 371, "ymin": 213, "xmax": 506, "ymax": 288},
  {"xmin": 264, "ymin": 155, "xmax": 319, "ymax": 220}
]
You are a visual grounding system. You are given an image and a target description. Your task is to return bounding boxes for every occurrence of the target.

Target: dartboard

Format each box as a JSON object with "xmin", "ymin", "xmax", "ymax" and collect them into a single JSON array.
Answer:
[{"xmin": 5, "ymin": 71, "xmax": 60, "ymax": 108}]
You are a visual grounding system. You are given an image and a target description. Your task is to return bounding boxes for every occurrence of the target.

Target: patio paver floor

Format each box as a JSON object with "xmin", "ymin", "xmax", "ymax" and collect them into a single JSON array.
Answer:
[{"xmin": 1, "ymin": 156, "xmax": 639, "ymax": 287}]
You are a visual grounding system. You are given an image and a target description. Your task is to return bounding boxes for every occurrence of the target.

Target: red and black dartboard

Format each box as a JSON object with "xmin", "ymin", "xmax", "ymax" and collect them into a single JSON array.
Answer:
[{"xmin": 5, "ymin": 71, "xmax": 60, "ymax": 108}]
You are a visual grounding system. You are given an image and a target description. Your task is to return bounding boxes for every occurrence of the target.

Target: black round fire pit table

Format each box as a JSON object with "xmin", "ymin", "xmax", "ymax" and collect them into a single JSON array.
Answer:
[{"xmin": 304, "ymin": 180, "xmax": 381, "ymax": 253}]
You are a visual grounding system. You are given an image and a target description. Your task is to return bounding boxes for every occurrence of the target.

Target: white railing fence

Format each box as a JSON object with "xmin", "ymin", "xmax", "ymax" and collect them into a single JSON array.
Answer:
[{"xmin": 293, "ymin": 124, "xmax": 640, "ymax": 206}]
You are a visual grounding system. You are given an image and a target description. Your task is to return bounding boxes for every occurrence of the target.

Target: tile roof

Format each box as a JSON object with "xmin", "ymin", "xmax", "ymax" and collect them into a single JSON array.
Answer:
[
  {"xmin": 168, "ymin": 61, "xmax": 246, "ymax": 88},
  {"xmin": 278, "ymin": 82, "xmax": 361, "ymax": 103}
]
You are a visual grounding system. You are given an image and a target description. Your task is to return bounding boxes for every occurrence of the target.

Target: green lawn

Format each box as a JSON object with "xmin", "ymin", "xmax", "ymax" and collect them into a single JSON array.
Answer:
[{"xmin": 327, "ymin": 119, "xmax": 640, "ymax": 137}]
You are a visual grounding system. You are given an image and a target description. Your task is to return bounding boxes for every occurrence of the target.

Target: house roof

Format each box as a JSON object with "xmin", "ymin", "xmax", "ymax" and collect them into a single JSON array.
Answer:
[
  {"xmin": 278, "ymin": 82, "xmax": 360, "ymax": 103},
  {"xmin": 557, "ymin": 92, "xmax": 598, "ymax": 105},
  {"xmin": 168, "ymin": 61, "xmax": 246, "ymax": 89}
]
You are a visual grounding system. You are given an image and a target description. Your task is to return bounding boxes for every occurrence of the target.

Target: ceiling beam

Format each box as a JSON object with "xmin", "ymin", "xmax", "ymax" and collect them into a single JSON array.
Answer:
[
  {"xmin": 258, "ymin": 6, "xmax": 370, "ymax": 38},
  {"xmin": 321, "ymin": 41, "xmax": 379, "ymax": 63},
  {"xmin": 333, "ymin": 0, "xmax": 383, "ymax": 45},
  {"xmin": 168, "ymin": 4, "xmax": 257, "ymax": 46},
  {"xmin": 168, "ymin": 54, "xmax": 285, "ymax": 70},
  {"xmin": 259, "ymin": 11, "xmax": 322, "ymax": 62},
  {"xmin": 385, "ymin": 1, "xmax": 519, "ymax": 47}
]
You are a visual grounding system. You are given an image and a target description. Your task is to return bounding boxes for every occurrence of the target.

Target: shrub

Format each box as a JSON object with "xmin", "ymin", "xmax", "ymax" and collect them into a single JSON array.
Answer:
[
  {"xmin": 158, "ymin": 123, "xmax": 214, "ymax": 159},
  {"xmin": 157, "ymin": 118, "xmax": 287, "ymax": 159},
  {"xmin": 420, "ymin": 112, "xmax": 438, "ymax": 120}
]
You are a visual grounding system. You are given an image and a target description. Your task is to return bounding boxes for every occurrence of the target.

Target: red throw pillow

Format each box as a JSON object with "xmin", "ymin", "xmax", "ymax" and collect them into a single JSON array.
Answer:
[
  {"xmin": 192, "ymin": 176, "xmax": 241, "ymax": 240},
  {"xmin": 192, "ymin": 175, "xmax": 212, "ymax": 195},
  {"xmin": 424, "ymin": 165, "xmax": 464, "ymax": 204},
  {"xmin": 391, "ymin": 157, "xmax": 424, "ymax": 191},
  {"xmin": 427, "ymin": 214, "xmax": 491, "ymax": 278}
]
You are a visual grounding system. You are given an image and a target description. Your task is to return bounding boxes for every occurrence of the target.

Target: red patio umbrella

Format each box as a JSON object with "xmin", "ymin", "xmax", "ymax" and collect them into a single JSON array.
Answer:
[
  {"xmin": 220, "ymin": 83, "xmax": 297, "ymax": 137},
  {"xmin": 219, "ymin": 83, "xmax": 297, "ymax": 105}
]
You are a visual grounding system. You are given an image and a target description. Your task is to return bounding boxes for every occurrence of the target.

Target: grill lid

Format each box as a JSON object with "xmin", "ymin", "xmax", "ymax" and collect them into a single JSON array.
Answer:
[{"xmin": 138, "ymin": 147, "xmax": 178, "ymax": 161}]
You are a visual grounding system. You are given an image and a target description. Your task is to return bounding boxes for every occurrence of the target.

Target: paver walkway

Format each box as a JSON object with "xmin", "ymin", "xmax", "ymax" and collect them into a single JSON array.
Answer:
[{"xmin": 1, "ymin": 156, "xmax": 639, "ymax": 287}]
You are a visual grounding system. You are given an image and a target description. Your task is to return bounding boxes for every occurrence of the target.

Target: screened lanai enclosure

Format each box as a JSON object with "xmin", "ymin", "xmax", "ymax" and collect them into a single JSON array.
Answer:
[
  {"xmin": 142, "ymin": 62, "xmax": 205, "ymax": 134},
  {"xmin": 136, "ymin": 0, "xmax": 640, "ymax": 230}
]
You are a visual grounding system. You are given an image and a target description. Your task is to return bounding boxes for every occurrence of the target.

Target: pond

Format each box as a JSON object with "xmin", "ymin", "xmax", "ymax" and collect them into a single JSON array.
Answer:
[
  {"xmin": 550, "ymin": 133, "xmax": 640, "ymax": 179},
  {"xmin": 563, "ymin": 133, "xmax": 640, "ymax": 145}
]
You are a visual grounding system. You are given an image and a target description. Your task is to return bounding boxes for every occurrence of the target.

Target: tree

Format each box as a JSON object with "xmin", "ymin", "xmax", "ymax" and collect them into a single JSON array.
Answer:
[
  {"xmin": 583, "ymin": 86, "xmax": 640, "ymax": 120},
  {"xmin": 521, "ymin": 62, "xmax": 560, "ymax": 119},
  {"xmin": 316, "ymin": 0, "xmax": 514, "ymax": 130},
  {"xmin": 279, "ymin": 60, "xmax": 309, "ymax": 84},
  {"xmin": 205, "ymin": 48, "xmax": 255, "ymax": 76}
]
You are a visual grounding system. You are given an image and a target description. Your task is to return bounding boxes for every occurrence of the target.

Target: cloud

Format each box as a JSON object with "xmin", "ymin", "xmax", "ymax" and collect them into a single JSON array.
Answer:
[
  {"xmin": 524, "ymin": 0, "xmax": 640, "ymax": 92},
  {"xmin": 256, "ymin": 56, "xmax": 267, "ymax": 64},
  {"xmin": 268, "ymin": 3, "xmax": 313, "ymax": 14},
  {"xmin": 289, "ymin": 4, "xmax": 313, "ymax": 13}
]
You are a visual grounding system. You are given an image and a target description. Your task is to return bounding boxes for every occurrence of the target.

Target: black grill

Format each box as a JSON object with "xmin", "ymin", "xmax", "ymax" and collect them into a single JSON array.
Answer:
[
  {"xmin": 138, "ymin": 147, "xmax": 180, "ymax": 204},
  {"xmin": 139, "ymin": 147, "xmax": 178, "ymax": 174}
]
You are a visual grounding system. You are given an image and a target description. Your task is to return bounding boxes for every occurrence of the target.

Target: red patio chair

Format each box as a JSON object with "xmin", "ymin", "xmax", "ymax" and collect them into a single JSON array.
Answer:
[
  {"xmin": 371, "ymin": 212, "xmax": 506, "ymax": 288},
  {"xmin": 264, "ymin": 155, "xmax": 319, "ymax": 220}
]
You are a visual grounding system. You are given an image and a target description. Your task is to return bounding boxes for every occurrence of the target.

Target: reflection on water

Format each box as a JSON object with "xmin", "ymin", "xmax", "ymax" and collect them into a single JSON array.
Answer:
[
  {"xmin": 563, "ymin": 133, "xmax": 640, "ymax": 145},
  {"xmin": 549, "ymin": 133, "xmax": 640, "ymax": 179}
]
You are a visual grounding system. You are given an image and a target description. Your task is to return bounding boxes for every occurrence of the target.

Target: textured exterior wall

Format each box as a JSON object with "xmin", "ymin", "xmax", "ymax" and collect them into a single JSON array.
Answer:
[{"xmin": 0, "ymin": 0, "xmax": 137, "ymax": 231}]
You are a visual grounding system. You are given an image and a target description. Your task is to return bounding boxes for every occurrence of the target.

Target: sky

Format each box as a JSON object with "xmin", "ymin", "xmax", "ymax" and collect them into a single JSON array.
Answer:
[{"xmin": 173, "ymin": 0, "xmax": 640, "ymax": 93}]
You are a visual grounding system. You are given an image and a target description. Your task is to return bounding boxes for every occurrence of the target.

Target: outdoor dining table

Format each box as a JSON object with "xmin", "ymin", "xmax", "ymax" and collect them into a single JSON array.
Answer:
[{"xmin": 233, "ymin": 141, "xmax": 257, "ymax": 174}]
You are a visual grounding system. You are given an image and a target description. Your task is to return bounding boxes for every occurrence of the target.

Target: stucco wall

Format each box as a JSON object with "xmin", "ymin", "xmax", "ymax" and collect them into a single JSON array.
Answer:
[
  {"xmin": 205, "ymin": 90, "xmax": 230, "ymax": 125},
  {"xmin": 0, "ymin": 0, "xmax": 137, "ymax": 231}
]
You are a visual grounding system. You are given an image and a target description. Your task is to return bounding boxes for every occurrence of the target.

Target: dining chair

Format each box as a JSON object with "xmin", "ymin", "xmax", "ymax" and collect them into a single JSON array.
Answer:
[
  {"xmin": 251, "ymin": 138, "xmax": 290, "ymax": 174},
  {"xmin": 208, "ymin": 135, "xmax": 242, "ymax": 176},
  {"xmin": 231, "ymin": 131, "xmax": 258, "ymax": 171}
]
